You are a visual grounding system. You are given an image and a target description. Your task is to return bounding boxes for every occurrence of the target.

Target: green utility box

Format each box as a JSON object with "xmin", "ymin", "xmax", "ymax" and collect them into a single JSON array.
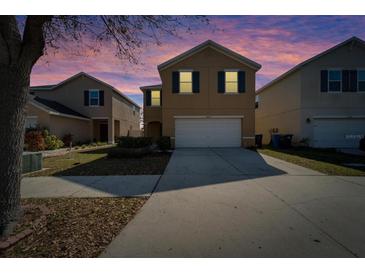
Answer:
[{"xmin": 22, "ymin": 152, "xmax": 43, "ymax": 173}]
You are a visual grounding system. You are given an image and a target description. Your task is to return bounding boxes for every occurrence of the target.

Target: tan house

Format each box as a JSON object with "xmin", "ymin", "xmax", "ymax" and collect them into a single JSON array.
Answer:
[
  {"xmin": 141, "ymin": 40, "xmax": 261, "ymax": 148},
  {"xmin": 26, "ymin": 72, "xmax": 141, "ymax": 144},
  {"xmin": 256, "ymin": 36, "xmax": 365, "ymax": 148}
]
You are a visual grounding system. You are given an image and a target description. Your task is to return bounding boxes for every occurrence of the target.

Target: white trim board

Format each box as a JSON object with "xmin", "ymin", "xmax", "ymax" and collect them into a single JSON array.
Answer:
[
  {"xmin": 174, "ymin": 115, "xmax": 244, "ymax": 119},
  {"xmin": 312, "ymin": 115, "xmax": 365, "ymax": 119}
]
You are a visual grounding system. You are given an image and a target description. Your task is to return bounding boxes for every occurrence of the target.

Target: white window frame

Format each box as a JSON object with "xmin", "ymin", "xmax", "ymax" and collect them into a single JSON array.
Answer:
[
  {"xmin": 224, "ymin": 69, "xmax": 239, "ymax": 93},
  {"xmin": 151, "ymin": 89, "xmax": 161, "ymax": 107},
  {"xmin": 179, "ymin": 70, "xmax": 193, "ymax": 94},
  {"xmin": 327, "ymin": 69, "xmax": 342, "ymax": 93},
  {"xmin": 25, "ymin": 116, "xmax": 38, "ymax": 129},
  {"xmin": 89, "ymin": 89, "xmax": 100, "ymax": 106},
  {"xmin": 357, "ymin": 69, "xmax": 365, "ymax": 92}
]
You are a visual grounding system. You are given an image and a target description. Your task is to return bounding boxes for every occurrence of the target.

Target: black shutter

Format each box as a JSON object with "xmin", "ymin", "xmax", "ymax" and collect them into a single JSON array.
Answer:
[
  {"xmin": 145, "ymin": 89, "xmax": 151, "ymax": 106},
  {"xmin": 84, "ymin": 90, "xmax": 89, "ymax": 106},
  {"xmin": 342, "ymin": 70, "xmax": 350, "ymax": 92},
  {"xmin": 349, "ymin": 70, "xmax": 358, "ymax": 92},
  {"xmin": 238, "ymin": 71, "xmax": 246, "ymax": 93},
  {"xmin": 320, "ymin": 70, "xmax": 328, "ymax": 92},
  {"xmin": 99, "ymin": 90, "xmax": 104, "ymax": 106},
  {"xmin": 192, "ymin": 71, "xmax": 200, "ymax": 93},
  {"xmin": 218, "ymin": 71, "xmax": 225, "ymax": 93},
  {"xmin": 172, "ymin": 71, "xmax": 179, "ymax": 93}
]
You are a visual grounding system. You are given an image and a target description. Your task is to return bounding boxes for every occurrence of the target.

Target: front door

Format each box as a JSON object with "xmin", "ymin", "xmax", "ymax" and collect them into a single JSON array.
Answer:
[{"xmin": 99, "ymin": 123, "xmax": 108, "ymax": 142}]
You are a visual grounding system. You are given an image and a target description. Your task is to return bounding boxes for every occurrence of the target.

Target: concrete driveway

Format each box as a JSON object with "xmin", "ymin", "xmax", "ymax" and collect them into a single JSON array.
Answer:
[{"xmin": 102, "ymin": 148, "xmax": 365, "ymax": 257}]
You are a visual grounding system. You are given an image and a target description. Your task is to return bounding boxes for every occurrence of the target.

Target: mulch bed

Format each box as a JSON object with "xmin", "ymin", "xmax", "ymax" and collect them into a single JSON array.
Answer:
[{"xmin": 0, "ymin": 197, "xmax": 147, "ymax": 257}]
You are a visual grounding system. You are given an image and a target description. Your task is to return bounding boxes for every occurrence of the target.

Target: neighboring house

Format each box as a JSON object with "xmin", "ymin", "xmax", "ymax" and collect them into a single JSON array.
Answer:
[
  {"xmin": 140, "ymin": 40, "xmax": 261, "ymax": 148},
  {"xmin": 256, "ymin": 36, "xmax": 365, "ymax": 148},
  {"xmin": 26, "ymin": 72, "xmax": 141, "ymax": 144}
]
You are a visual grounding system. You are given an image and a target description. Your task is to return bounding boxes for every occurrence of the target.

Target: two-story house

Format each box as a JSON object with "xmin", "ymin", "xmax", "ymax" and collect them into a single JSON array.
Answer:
[
  {"xmin": 26, "ymin": 72, "xmax": 141, "ymax": 144},
  {"xmin": 256, "ymin": 36, "xmax": 365, "ymax": 148},
  {"xmin": 141, "ymin": 40, "xmax": 261, "ymax": 148}
]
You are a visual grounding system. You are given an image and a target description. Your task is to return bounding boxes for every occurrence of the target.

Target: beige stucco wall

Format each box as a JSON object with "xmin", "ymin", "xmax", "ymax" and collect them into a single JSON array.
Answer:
[
  {"xmin": 255, "ymin": 40, "xmax": 365, "ymax": 145},
  {"xmin": 111, "ymin": 94, "xmax": 140, "ymax": 137},
  {"xmin": 32, "ymin": 74, "xmax": 140, "ymax": 143},
  {"xmin": 255, "ymin": 70, "xmax": 302, "ymax": 144},
  {"xmin": 25, "ymin": 103, "xmax": 92, "ymax": 143},
  {"xmin": 25, "ymin": 103, "xmax": 51, "ymax": 128},
  {"xmin": 299, "ymin": 42, "xmax": 365, "ymax": 142},
  {"xmin": 152, "ymin": 46, "xmax": 257, "ymax": 147},
  {"xmin": 49, "ymin": 116, "xmax": 91, "ymax": 143}
]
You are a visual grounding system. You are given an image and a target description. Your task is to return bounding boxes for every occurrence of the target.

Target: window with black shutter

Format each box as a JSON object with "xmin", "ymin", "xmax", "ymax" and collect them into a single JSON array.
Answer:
[
  {"xmin": 328, "ymin": 70, "xmax": 341, "ymax": 92},
  {"xmin": 358, "ymin": 70, "xmax": 365, "ymax": 92}
]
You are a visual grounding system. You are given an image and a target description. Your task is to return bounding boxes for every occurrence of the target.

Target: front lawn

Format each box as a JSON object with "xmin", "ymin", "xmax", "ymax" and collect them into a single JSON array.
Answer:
[
  {"xmin": 0, "ymin": 198, "xmax": 146, "ymax": 257},
  {"xmin": 25, "ymin": 147, "xmax": 171, "ymax": 177},
  {"xmin": 258, "ymin": 147, "xmax": 365, "ymax": 176}
]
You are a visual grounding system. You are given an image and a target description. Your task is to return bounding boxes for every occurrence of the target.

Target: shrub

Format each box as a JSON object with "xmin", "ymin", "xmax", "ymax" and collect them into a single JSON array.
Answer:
[
  {"xmin": 44, "ymin": 134, "xmax": 64, "ymax": 150},
  {"xmin": 116, "ymin": 136, "xmax": 152, "ymax": 149},
  {"xmin": 156, "ymin": 136, "xmax": 171, "ymax": 151},
  {"xmin": 108, "ymin": 146, "xmax": 151, "ymax": 158},
  {"xmin": 62, "ymin": 133, "xmax": 73, "ymax": 147},
  {"xmin": 24, "ymin": 131, "xmax": 45, "ymax": 151}
]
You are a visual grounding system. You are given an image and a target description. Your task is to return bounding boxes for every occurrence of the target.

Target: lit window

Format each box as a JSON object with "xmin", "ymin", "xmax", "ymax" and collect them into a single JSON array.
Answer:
[
  {"xmin": 225, "ymin": 71, "xmax": 238, "ymax": 93},
  {"xmin": 151, "ymin": 90, "xmax": 161, "ymax": 106},
  {"xmin": 179, "ymin": 72, "xmax": 192, "ymax": 93},
  {"xmin": 328, "ymin": 70, "xmax": 341, "ymax": 92},
  {"xmin": 358, "ymin": 70, "xmax": 365, "ymax": 92},
  {"xmin": 89, "ymin": 90, "xmax": 100, "ymax": 106}
]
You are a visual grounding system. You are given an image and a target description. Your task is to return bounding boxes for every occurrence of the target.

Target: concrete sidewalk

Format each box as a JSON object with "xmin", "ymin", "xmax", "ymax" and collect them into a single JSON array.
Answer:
[
  {"xmin": 21, "ymin": 175, "xmax": 160, "ymax": 198},
  {"xmin": 101, "ymin": 148, "xmax": 365, "ymax": 257}
]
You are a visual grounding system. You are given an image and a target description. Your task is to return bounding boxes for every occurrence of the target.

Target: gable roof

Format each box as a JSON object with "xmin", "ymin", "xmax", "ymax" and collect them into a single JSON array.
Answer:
[
  {"xmin": 139, "ymin": 84, "xmax": 162, "ymax": 91},
  {"xmin": 30, "ymin": 96, "xmax": 90, "ymax": 120},
  {"xmin": 158, "ymin": 40, "xmax": 261, "ymax": 71},
  {"xmin": 256, "ymin": 36, "xmax": 365, "ymax": 94},
  {"xmin": 30, "ymin": 72, "xmax": 140, "ymax": 109}
]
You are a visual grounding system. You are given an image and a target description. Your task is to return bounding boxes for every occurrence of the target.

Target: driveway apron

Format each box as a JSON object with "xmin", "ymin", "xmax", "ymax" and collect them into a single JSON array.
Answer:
[{"xmin": 101, "ymin": 148, "xmax": 365, "ymax": 257}]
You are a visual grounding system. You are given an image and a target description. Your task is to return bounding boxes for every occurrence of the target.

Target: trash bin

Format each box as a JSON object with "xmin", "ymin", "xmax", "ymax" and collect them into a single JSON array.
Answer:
[
  {"xmin": 280, "ymin": 134, "xmax": 293, "ymax": 148},
  {"xmin": 360, "ymin": 137, "xmax": 365, "ymax": 151},
  {"xmin": 255, "ymin": 134, "xmax": 263, "ymax": 148},
  {"xmin": 271, "ymin": 134, "xmax": 281, "ymax": 148}
]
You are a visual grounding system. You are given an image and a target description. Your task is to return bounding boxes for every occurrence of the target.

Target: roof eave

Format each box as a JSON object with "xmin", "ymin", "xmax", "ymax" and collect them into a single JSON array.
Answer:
[
  {"xmin": 256, "ymin": 36, "xmax": 365, "ymax": 94},
  {"xmin": 157, "ymin": 40, "xmax": 261, "ymax": 72}
]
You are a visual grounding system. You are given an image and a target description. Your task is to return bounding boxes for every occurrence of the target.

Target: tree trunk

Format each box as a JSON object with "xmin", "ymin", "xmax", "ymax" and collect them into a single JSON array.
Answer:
[{"xmin": 0, "ymin": 64, "xmax": 30, "ymax": 236}]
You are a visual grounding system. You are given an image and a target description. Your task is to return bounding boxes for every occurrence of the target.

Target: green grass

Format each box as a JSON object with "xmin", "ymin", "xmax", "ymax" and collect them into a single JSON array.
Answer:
[
  {"xmin": 258, "ymin": 146, "xmax": 365, "ymax": 176},
  {"xmin": 25, "ymin": 147, "xmax": 171, "ymax": 176}
]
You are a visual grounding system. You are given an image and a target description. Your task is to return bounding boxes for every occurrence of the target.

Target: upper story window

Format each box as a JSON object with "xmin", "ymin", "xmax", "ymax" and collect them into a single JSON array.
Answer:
[
  {"xmin": 218, "ymin": 70, "xmax": 245, "ymax": 93},
  {"xmin": 151, "ymin": 90, "xmax": 161, "ymax": 106},
  {"xmin": 172, "ymin": 71, "xmax": 199, "ymax": 93},
  {"xmin": 225, "ymin": 71, "xmax": 238, "ymax": 93},
  {"xmin": 84, "ymin": 89, "xmax": 104, "ymax": 106},
  {"xmin": 321, "ymin": 69, "xmax": 365, "ymax": 93},
  {"xmin": 89, "ymin": 90, "xmax": 100, "ymax": 106},
  {"xmin": 328, "ymin": 70, "xmax": 341, "ymax": 92},
  {"xmin": 358, "ymin": 70, "xmax": 365, "ymax": 92},
  {"xmin": 179, "ymin": 72, "xmax": 193, "ymax": 93}
]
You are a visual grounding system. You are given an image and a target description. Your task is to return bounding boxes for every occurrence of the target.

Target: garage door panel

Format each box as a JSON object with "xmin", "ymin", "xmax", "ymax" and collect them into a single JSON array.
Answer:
[
  {"xmin": 313, "ymin": 119, "xmax": 365, "ymax": 148},
  {"xmin": 175, "ymin": 118, "xmax": 241, "ymax": 148}
]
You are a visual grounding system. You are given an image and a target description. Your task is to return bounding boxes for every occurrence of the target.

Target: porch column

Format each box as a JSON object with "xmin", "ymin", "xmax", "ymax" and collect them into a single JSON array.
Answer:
[{"xmin": 108, "ymin": 117, "xmax": 114, "ymax": 144}]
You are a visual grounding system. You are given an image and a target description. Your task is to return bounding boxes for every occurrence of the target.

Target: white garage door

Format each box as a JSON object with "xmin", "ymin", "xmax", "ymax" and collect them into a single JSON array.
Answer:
[
  {"xmin": 313, "ymin": 119, "xmax": 365, "ymax": 148},
  {"xmin": 175, "ymin": 118, "xmax": 241, "ymax": 148}
]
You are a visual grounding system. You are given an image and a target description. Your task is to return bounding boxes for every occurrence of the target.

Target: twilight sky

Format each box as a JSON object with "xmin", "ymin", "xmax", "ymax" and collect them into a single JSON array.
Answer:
[{"xmin": 30, "ymin": 16, "xmax": 365, "ymax": 106}]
